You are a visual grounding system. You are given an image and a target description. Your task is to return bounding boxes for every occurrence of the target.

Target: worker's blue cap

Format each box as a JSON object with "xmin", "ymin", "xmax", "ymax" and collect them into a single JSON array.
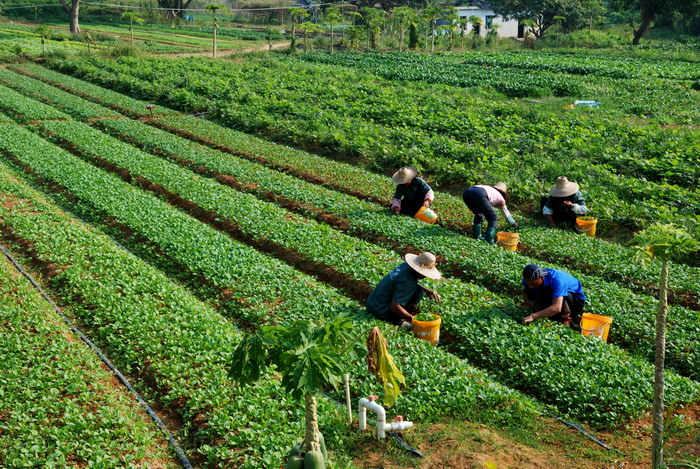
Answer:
[{"xmin": 523, "ymin": 264, "xmax": 546, "ymax": 279}]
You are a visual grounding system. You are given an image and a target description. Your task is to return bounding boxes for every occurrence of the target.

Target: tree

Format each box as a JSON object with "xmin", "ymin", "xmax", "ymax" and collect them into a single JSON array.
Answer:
[
  {"xmin": 299, "ymin": 21, "xmax": 322, "ymax": 50},
  {"xmin": 610, "ymin": 0, "xmax": 700, "ymax": 45},
  {"xmin": 230, "ymin": 314, "xmax": 366, "ymax": 468},
  {"xmin": 60, "ymin": 0, "xmax": 80, "ymax": 34},
  {"xmin": 442, "ymin": 7, "xmax": 459, "ymax": 50},
  {"xmin": 630, "ymin": 224, "xmax": 699, "ymax": 468},
  {"xmin": 324, "ymin": 7, "xmax": 343, "ymax": 54},
  {"xmin": 204, "ymin": 3, "xmax": 227, "ymax": 58},
  {"xmin": 422, "ymin": 4, "xmax": 443, "ymax": 52},
  {"xmin": 34, "ymin": 26, "xmax": 52, "ymax": 54},
  {"xmin": 264, "ymin": 27, "xmax": 283, "ymax": 50},
  {"xmin": 391, "ymin": 6, "xmax": 416, "ymax": 52},
  {"xmin": 289, "ymin": 7, "xmax": 310, "ymax": 50},
  {"xmin": 121, "ymin": 12, "xmax": 144, "ymax": 46},
  {"xmin": 361, "ymin": 7, "xmax": 387, "ymax": 49},
  {"xmin": 488, "ymin": 0, "xmax": 606, "ymax": 37},
  {"xmin": 157, "ymin": 0, "xmax": 194, "ymax": 19},
  {"xmin": 468, "ymin": 15, "xmax": 483, "ymax": 48}
]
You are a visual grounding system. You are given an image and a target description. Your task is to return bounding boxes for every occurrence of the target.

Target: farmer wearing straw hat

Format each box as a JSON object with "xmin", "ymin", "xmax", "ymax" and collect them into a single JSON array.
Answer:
[
  {"xmin": 462, "ymin": 182, "xmax": 518, "ymax": 244},
  {"xmin": 521, "ymin": 264, "xmax": 586, "ymax": 330},
  {"xmin": 542, "ymin": 176, "xmax": 587, "ymax": 229},
  {"xmin": 366, "ymin": 252, "xmax": 442, "ymax": 329},
  {"xmin": 391, "ymin": 167, "xmax": 435, "ymax": 218}
]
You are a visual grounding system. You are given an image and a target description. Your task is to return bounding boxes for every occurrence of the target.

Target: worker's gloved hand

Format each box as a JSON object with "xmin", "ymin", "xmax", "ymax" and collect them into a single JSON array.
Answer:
[
  {"xmin": 391, "ymin": 206, "xmax": 400, "ymax": 215},
  {"xmin": 423, "ymin": 200, "xmax": 430, "ymax": 208}
]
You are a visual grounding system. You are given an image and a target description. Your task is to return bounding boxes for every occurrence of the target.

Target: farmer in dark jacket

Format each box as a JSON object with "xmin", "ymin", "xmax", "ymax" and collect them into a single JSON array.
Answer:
[
  {"xmin": 391, "ymin": 167, "xmax": 434, "ymax": 217},
  {"xmin": 521, "ymin": 264, "xmax": 586, "ymax": 330},
  {"xmin": 366, "ymin": 252, "xmax": 441, "ymax": 328},
  {"xmin": 542, "ymin": 176, "xmax": 587, "ymax": 229}
]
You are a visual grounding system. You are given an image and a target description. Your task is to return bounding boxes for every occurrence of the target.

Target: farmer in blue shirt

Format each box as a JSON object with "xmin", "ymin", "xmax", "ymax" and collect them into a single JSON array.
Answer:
[
  {"xmin": 366, "ymin": 252, "xmax": 441, "ymax": 328},
  {"xmin": 521, "ymin": 264, "xmax": 586, "ymax": 330}
]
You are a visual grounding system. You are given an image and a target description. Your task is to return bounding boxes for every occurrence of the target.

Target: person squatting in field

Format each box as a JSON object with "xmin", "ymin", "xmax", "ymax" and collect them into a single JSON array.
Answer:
[
  {"xmin": 390, "ymin": 167, "xmax": 434, "ymax": 217},
  {"xmin": 462, "ymin": 182, "xmax": 518, "ymax": 244},
  {"xmin": 521, "ymin": 264, "xmax": 586, "ymax": 331},
  {"xmin": 542, "ymin": 176, "xmax": 588, "ymax": 229},
  {"xmin": 366, "ymin": 252, "xmax": 441, "ymax": 329}
]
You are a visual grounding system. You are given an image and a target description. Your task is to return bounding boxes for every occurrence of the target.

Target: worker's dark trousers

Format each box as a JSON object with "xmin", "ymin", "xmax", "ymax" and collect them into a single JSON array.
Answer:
[
  {"xmin": 463, "ymin": 186, "xmax": 498, "ymax": 228},
  {"xmin": 525, "ymin": 288, "xmax": 584, "ymax": 331},
  {"xmin": 540, "ymin": 196, "xmax": 577, "ymax": 228},
  {"xmin": 399, "ymin": 193, "xmax": 428, "ymax": 217}
]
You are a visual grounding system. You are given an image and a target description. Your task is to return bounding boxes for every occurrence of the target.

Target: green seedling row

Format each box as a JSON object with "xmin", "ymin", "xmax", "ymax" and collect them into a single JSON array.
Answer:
[
  {"xmin": 0, "ymin": 124, "xmax": 542, "ymax": 437},
  {"xmin": 12, "ymin": 64, "xmax": 180, "ymax": 118},
  {"xmin": 0, "ymin": 242, "xmax": 176, "ymax": 468},
  {"xmin": 89, "ymin": 115, "xmax": 700, "ymax": 382},
  {"xmin": 33, "ymin": 118, "xmax": 700, "ymax": 427},
  {"xmin": 0, "ymin": 84, "xmax": 71, "ymax": 123},
  {"xmin": 0, "ymin": 68, "xmax": 122, "ymax": 120}
]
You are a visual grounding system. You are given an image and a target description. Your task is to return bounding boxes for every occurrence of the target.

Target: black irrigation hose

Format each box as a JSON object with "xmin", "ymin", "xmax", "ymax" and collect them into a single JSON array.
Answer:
[
  {"xmin": 551, "ymin": 413, "xmax": 625, "ymax": 455},
  {"xmin": 0, "ymin": 243, "xmax": 193, "ymax": 469}
]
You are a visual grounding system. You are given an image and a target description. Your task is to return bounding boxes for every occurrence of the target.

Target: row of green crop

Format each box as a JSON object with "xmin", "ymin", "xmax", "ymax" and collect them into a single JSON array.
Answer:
[
  {"xmin": 27, "ymin": 111, "xmax": 700, "ymax": 427},
  {"xmin": 454, "ymin": 51, "xmax": 700, "ymax": 80},
  {"xmin": 9, "ymin": 64, "xmax": 698, "ymax": 304},
  {"xmin": 0, "ymin": 243, "xmax": 175, "ymax": 468},
  {"xmin": 44, "ymin": 56, "xmax": 700, "ymax": 236},
  {"xmin": 301, "ymin": 52, "xmax": 700, "ymax": 126},
  {"xmin": 301, "ymin": 51, "xmax": 585, "ymax": 98},
  {"xmin": 0, "ymin": 84, "xmax": 71, "ymax": 122},
  {"xmin": 0, "ymin": 123, "xmax": 543, "ymax": 441},
  {"xmin": 0, "ymin": 67, "xmax": 121, "ymax": 119},
  {"xmin": 85, "ymin": 114, "xmax": 700, "ymax": 383}
]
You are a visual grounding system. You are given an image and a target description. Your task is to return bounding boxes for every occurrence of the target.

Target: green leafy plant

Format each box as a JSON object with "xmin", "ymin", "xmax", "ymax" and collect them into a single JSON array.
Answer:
[{"xmin": 230, "ymin": 314, "xmax": 366, "ymax": 467}]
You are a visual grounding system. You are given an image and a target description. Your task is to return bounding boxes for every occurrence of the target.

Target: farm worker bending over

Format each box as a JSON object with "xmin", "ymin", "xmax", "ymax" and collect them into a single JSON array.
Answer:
[
  {"xmin": 542, "ymin": 176, "xmax": 587, "ymax": 229},
  {"xmin": 366, "ymin": 252, "xmax": 441, "ymax": 329},
  {"xmin": 462, "ymin": 182, "xmax": 517, "ymax": 244},
  {"xmin": 391, "ymin": 167, "xmax": 434, "ymax": 217},
  {"xmin": 521, "ymin": 264, "xmax": 586, "ymax": 330}
]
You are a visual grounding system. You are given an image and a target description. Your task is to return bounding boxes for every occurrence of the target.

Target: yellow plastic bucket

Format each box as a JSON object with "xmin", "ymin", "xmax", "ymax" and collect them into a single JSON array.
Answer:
[
  {"xmin": 575, "ymin": 217, "xmax": 598, "ymax": 237},
  {"xmin": 412, "ymin": 314, "xmax": 441, "ymax": 345},
  {"xmin": 414, "ymin": 206, "xmax": 439, "ymax": 224},
  {"xmin": 496, "ymin": 232, "xmax": 519, "ymax": 252},
  {"xmin": 580, "ymin": 313, "xmax": 613, "ymax": 342}
]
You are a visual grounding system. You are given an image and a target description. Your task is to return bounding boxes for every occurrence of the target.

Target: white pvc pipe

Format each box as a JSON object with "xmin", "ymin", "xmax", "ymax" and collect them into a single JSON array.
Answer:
[
  {"xmin": 358, "ymin": 396, "xmax": 412, "ymax": 439},
  {"xmin": 345, "ymin": 373, "xmax": 352, "ymax": 423}
]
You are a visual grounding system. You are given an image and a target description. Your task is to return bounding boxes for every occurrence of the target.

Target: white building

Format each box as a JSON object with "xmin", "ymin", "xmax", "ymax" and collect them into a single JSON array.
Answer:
[{"xmin": 455, "ymin": 1, "xmax": 523, "ymax": 38}]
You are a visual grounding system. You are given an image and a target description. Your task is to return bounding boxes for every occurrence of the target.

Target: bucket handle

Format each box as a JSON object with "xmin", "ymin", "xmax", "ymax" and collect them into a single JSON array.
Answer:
[
  {"xmin": 575, "ymin": 224, "xmax": 596, "ymax": 233},
  {"xmin": 498, "ymin": 240, "xmax": 518, "ymax": 246}
]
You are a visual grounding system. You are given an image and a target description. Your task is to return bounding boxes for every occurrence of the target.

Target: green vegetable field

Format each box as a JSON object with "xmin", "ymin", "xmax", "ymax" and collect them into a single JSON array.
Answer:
[{"xmin": 0, "ymin": 46, "xmax": 698, "ymax": 467}]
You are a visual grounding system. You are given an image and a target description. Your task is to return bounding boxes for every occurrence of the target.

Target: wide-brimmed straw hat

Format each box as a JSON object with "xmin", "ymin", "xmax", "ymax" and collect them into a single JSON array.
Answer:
[
  {"xmin": 492, "ymin": 182, "xmax": 509, "ymax": 201},
  {"xmin": 405, "ymin": 252, "xmax": 441, "ymax": 280},
  {"xmin": 549, "ymin": 176, "xmax": 580, "ymax": 197},
  {"xmin": 392, "ymin": 167, "xmax": 417, "ymax": 184}
]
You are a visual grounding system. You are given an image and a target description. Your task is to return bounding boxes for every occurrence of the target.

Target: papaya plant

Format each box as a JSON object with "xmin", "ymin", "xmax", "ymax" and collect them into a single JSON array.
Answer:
[
  {"xmin": 230, "ymin": 314, "xmax": 366, "ymax": 468},
  {"xmin": 630, "ymin": 224, "xmax": 699, "ymax": 468}
]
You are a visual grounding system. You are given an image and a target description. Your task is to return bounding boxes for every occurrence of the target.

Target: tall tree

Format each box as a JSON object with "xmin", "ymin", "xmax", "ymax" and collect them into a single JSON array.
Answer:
[
  {"xmin": 489, "ymin": 0, "xmax": 605, "ymax": 37},
  {"xmin": 391, "ymin": 6, "xmax": 416, "ymax": 52},
  {"xmin": 289, "ymin": 7, "xmax": 310, "ymax": 50},
  {"xmin": 157, "ymin": 0, "xmax": 194, "ymax": 19},
  {"xmin": 60, "ymin": 0, "xmax": 80, "ymax": 34},
  {"xmin": 299, "ymin": 21, "xmax": 322, "ymax": 50},
  {"xmin": 630, "ymin": 224, "xmax": 698, "ymax": 468},
  {"xmin": 361, "ymin": 7, "xmax": 387, "ymax": 49},
  {"xmin": 204, "ymin": 4, "xmax": 227, "ymax": 58},
  {"xmin": 610, "ymin": 0, "xmax": 700, "ymax": 45},
  {"xmin": 121, "ymin": 11, "xmax": 144, "ymax": 45},
  {"xmin": 324, "ymin": 7, "xmax": 343, "ymax": 54},
  {"xmin": 422, "ymin": 4, "xmax": 443, "ymax": 52}
]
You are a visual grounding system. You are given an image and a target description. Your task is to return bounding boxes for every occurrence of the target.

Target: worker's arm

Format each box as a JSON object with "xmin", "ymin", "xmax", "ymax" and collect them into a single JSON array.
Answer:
[
  {"xmin": 422, "ymin": 286, "xmax": 441, "ymax": 303},
  {"xmin": 500, "ymin": 205, "xmax": 517, "ymax": 227},
  {"xmin": 389, "ymin": 301, "xmax": 413, "ymax": 321},
  {"xmin": 522, "ymin": 296, "xmax": 564, "ymax": 324},
  {"xmin": 423, "ymin": 189, "xmax": 435, "ymax": 208}
]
